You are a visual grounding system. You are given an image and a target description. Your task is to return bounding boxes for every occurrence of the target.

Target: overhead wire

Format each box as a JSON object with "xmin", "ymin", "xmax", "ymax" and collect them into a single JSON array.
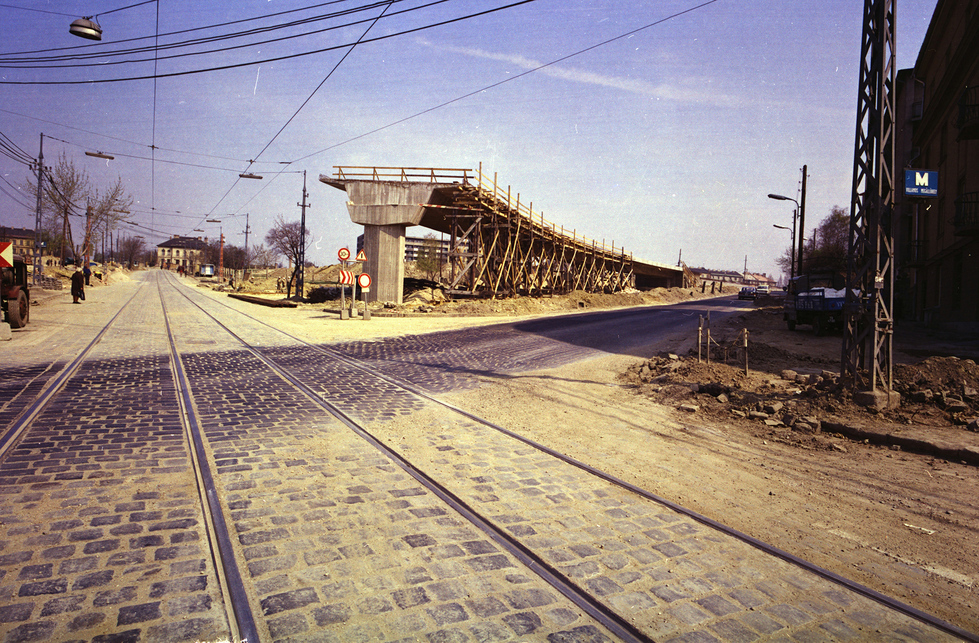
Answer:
[
  {"xmin": 0, "ymin": 0, "xmax": 392, "ymax": 57},
  {"xmin": 292, "ymin": 0, "xmax": 723, "ymax": 163},
  {"xmin": 0, "ymin": 0, "xmax": 411, "ymax": 63},
  {"xmin": 204, "ymin": 1, "xmax": 395, "ymax": 221},
  {"xmin": 0, "ymin": 0, "xmax": 538, "ymax": 84}
]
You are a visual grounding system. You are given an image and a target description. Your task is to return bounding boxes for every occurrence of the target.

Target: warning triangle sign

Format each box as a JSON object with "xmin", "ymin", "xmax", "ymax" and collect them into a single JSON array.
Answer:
[{"xmin": 355, "ymin": 249, "xmax": 367, "ymax": 262}]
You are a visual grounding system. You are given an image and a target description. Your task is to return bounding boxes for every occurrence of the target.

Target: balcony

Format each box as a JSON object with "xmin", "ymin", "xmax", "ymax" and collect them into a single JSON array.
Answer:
[
  {"xmin": 900, "ymin": 239, "xmax": 928, "ymax": 267},
  {"xmin": 954, "ymin": 192, "xmax": 979, "ymax": 236},
  {"xmin": 957, "ymin": 86, "xmax": 979, "ymax": 140}
]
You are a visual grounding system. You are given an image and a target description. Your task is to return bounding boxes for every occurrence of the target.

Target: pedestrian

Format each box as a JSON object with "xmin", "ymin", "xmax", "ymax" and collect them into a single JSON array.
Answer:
[
  {"xmin": 71, "ymin": 267, "xmax": 85, "ymax": 304},
  {"xmin": 83, "ymin": 264, "xmax": 92, "ymax": 286}
]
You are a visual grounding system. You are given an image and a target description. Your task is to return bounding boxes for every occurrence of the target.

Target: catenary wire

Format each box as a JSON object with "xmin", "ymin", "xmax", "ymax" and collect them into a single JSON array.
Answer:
[{"xmin": 0, "ymin": 1, "xmax": 538, "ymax": 84}]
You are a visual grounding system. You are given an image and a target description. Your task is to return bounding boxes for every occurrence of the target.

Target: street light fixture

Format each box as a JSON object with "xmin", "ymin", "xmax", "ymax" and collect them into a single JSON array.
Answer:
[
  {"xmin": 239, "ymin": 173, "xmax": 263, "ymax": 180},
  {"xmin": 768, "ymin": 193, "xmax": 799, "ymax": 281},
  {"xmin": 69, "ymin": 16, "xmax": 102, "ymax": 40},
  {"xmin": 85, "ymin": 151, "xmax": 114, "ymax": 160}
]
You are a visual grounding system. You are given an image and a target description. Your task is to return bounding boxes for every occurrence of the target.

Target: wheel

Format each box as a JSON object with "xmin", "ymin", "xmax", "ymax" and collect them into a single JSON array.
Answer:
[
  {"xmin": 812, "ymin": 316, "xmax": 823, "ymax": 337},
  {"xmin": 787, "ymin": 319, "xmax": 797, "ymax": 331},
  {"xmin": 8, "ymin": 290, "xmax": 28, "ymax": 328}
]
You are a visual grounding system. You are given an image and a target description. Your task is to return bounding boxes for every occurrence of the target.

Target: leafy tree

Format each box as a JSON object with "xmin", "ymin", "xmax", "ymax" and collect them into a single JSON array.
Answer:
[{"xmin": 776, "ymin": 206, "xmax": 850, "ymax": 278}]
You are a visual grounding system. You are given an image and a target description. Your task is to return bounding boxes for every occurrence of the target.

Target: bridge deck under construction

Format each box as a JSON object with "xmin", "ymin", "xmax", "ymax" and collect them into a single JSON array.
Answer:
[{"xmin": 323, "ymin": 165, "xmax": 683, "ymax": 300}]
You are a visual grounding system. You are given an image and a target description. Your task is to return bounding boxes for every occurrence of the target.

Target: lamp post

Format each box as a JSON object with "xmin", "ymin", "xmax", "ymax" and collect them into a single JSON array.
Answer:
[{"xmin": 768, "ymin": 193, "xmax": 799, "ymax": 281}]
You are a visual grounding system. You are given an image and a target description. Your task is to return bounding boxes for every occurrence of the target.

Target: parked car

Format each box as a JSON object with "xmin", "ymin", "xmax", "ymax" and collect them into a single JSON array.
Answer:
[
  {"xmin": 756, "ymin": 284, "xmax": 770, "ymax": 296},
  {"xmin": 738, "ymin": 286, "xmax": 756, "ymax": 300}
]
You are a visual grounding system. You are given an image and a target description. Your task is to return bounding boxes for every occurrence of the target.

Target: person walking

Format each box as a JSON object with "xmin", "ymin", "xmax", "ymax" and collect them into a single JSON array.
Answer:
[{"xmin": 71, "ymin": 267, "xmax": 85, "ymax": 304}]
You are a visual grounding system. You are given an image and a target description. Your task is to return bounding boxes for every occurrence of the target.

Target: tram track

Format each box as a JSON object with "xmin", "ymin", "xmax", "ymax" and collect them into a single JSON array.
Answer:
[
  {"xmin": 161, "ymin": 273, "xmax": 976, "ymax": 642},
  {"xmin": 1, "ymin": 271, "xmax": 974, "ymax": 641}
]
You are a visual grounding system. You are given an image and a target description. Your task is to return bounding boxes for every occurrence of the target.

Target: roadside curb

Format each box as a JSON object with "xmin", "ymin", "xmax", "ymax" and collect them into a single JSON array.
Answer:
[{"xmin": 822, "ymin": 420, "xmax": 979, "ymax": 465}]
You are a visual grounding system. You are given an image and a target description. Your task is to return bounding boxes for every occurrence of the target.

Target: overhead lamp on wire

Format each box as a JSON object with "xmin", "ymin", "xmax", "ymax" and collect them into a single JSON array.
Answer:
[
  {"xmin": 239, "ymin": 173, "xmax": 263, "ymax": 180},
  {"xmin": 69, "ymin": 16, "xmax": 103, "ymax": 41},
  {"xmin": 85, "ymin": 151, "xmax": 114, "ymax": 160}
]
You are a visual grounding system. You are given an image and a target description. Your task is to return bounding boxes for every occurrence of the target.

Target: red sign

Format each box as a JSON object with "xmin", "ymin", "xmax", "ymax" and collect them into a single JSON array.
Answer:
[
  {"xmin": 355, "ymin": 249, "xmax": 367, "ymax": 262},
  {"xmin": 338, "ymin": 270, "xmax": 353, "ymax": 285},
  {"xmin": 357, "ymin": 273, "xmax": 372, "ymax": 289},
  {"xmin": 338, "ymin": 247, "xmax": 350, "ymax": 261},
  {"xmin": 0, "ymin": 242, "xmax": 11, "ymax": 268}
]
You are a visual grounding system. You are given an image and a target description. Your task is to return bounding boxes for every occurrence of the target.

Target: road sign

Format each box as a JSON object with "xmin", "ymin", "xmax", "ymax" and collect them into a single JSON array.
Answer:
[
  {"xmin": 905, "ymin": 169, "xmax": 938, "ymax": 197},
  {"xmin": 338, "ymin": 270, "xmax": 353, "ymax": 285},
  {"xmin": 355, "ymin": 249, "xmax": 367, "ymax": 262},
  {"xmin": 0, "ymin": 242, "xmax": 12, "ymax": 268},
  {"xmin": 357, "ymin": 273, "xmax": 371, "ymax": 290},
  {"xmin": 338, "ymin": 247, "xmax": 350, "ymax": 261}
]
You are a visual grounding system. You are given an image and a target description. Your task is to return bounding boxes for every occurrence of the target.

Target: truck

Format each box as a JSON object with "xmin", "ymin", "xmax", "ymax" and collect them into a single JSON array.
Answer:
[
  {"xmin": 1, "ymin": 254, "xmax": 30, "ymax": 328},
  {"xmin": 784, "ymin": 273, "xmax": 846, "ymax": 336}
]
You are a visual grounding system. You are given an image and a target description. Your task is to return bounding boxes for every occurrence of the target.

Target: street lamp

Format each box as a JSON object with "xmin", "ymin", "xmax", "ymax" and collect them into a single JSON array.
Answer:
[
  {"xmin": 69, "ymin": 16, "xmax": 102, "ymax": 40},
  {"xmin": 768, "ymin": 193, "xmax": 799, "ymax": 281}
]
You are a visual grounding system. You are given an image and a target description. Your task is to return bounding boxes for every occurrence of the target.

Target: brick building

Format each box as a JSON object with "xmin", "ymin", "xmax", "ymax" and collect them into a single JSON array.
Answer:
[{"xmin": 894, "ymin": 0, "xmax": 979, "ymax": 328}]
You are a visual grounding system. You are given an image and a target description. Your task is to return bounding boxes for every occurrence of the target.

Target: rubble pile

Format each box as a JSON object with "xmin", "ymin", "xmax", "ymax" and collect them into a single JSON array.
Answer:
[{"xmin": 622, "ymin": 350, "xmax": 979, "ymax": 440}]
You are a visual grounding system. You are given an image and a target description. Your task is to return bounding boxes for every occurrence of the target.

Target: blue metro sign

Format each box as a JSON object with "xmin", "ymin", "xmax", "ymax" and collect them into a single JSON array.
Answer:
[{"xmin": 904, "ymin": 169, "xmax": 939, "ymax": 197}]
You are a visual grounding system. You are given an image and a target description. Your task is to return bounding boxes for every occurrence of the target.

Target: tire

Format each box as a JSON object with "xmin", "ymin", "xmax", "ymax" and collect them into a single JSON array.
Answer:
[
  {"xmin": 8, "ymin": 290, "xmax": 28, "ymax": 328},
  {"xmin": 812, "ymin": 316, "xmax": 823, "ymax": 337}
]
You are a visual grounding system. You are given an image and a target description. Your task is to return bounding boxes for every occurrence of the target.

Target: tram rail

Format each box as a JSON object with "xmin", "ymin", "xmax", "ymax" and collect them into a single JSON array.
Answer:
[{"xmin": 0, "ymin": 271, "xmax": 974, "ymax": 642}]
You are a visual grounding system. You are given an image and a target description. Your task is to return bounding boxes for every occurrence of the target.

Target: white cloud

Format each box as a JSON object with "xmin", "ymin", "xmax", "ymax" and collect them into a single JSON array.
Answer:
[{"xmin": 416, "ymin": 38, "xmax": 741, "ymax": 108}]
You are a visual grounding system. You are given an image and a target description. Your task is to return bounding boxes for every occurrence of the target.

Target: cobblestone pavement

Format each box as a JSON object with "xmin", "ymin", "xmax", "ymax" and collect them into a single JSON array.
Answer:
[
  {"xmin": 0, "ymin": 279, "xmax": 231, "ymax": 643},
  {"xmin": 178, "ymin": 280, "xmax": 963, "ymax": 642},
  {"xmin": 0, "ymin": 273, "xmax": 967, "ymax": 642}
]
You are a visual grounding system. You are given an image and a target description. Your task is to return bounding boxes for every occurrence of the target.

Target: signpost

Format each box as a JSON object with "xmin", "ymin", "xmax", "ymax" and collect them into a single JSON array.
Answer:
[
  {"xmin": 358, "ymin": 273, "xmax": 371, "ymax": 321},
  {"xmin": 338, "ymin": 248, "xmax": 351, "ymax": 319}
]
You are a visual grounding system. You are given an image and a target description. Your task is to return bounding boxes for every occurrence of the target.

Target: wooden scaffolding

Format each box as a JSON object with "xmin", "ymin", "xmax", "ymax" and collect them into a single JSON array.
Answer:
[{"xmin": 330, "ymin": 164, "xmax": 635, "ymax": 299}]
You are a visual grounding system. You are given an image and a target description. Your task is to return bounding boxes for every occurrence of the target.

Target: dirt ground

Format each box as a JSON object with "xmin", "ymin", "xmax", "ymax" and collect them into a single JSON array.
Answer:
[
  {"xmin": 438, "ymin": 295, "xmax": 979, "ymax": 636},
  {"xmin": 37, "ymin": 268, "xmax": 979, "ymax": 634}
]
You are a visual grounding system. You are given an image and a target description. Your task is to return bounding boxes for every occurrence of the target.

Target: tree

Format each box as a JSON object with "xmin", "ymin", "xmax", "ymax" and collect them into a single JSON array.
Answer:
[
  {"xmin": 265, "ymin": 215, "xmax": 310, "ymax": 298},
  {"xmin": 118, "ymin": 235, "xmax": 145, "ymax": 269},
  {"xmin": 24, "ymin": 153, "xmax": 132, "ymax": 263},
  {"xmin": 776, "ymin": 206, "xmax": 850, "ymax": 278}
]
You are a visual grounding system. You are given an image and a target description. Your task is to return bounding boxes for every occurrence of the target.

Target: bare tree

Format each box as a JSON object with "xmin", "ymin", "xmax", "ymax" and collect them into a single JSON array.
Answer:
[
  {"xmin": 24, "ymin": 153, "xmax": 132, "ymax": 264},
  {"xmin": 118, "ymin": 235, "xmax": 146, "ymax": 269},
  {"xmin": 265, "ymin": 215, "xmax": 310, "ymax": 298}
]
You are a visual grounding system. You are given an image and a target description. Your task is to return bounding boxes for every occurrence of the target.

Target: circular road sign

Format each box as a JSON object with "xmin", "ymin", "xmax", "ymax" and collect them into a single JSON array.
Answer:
[
  {"xmin": 338, "ymin": 247, "xmax": 351, "ymax": 261},
  {"xmin": 357, "ymin": 273, "xmax": 372, "ymax": 289}
]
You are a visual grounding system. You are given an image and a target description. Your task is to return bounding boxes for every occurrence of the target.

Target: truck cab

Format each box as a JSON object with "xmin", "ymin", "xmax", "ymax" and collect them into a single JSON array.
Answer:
[{"xmin": 1, "ymin": 255, "xmax": 30, "ymax": 328}]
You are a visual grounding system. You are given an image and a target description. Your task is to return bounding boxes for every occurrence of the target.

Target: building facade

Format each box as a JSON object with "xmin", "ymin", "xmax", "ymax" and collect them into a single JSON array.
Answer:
[
  {"xmin": 156, "ymin": 236, "xmax": 208, "ymax": 274},
  {"xmin": 0, "ymin": 227, "xmax": 35, "ymax": 258},
  {"xmin": 894, "ymin": 0, "xmax": 979, "ymax": 328}
]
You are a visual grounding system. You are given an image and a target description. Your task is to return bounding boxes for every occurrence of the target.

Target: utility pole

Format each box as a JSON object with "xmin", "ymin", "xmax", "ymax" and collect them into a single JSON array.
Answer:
[
  {"xmin": 243, "ymin": 213, "xmax": 250, "ymax": 272},
  {"xmin": 842, "ymin": 0, "xmax": 896, "ymax": 405},
  {"xmin": 32, "ymin": 133, "xmax": 44, "ymax": 284},
  {"xmin": 797, "ymin": 165, "xmax": 807, "ymax": 277},
  {"xmin": 218, "ymin": 228, "xmax": 224, "ymax": 281},
  {"xmin": 297, "ymin": 170, "xmax": 310, "ymax": 299}
]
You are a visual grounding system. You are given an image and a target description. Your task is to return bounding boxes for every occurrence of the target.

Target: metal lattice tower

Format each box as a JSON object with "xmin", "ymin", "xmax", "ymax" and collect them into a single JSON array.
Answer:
[{"xmin": 842, "ymin": 0, "xmax": 896, "ymax": 393}]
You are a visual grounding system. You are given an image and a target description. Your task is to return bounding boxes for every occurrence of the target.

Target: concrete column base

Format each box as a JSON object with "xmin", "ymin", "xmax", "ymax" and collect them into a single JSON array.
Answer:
[
  {"xmin": 854, "ymin": 389, "xmax": 902, "ymax": 410},
  {"xmin": 362, "ymin": 224, "xmax": 406, "ymax": 304}
]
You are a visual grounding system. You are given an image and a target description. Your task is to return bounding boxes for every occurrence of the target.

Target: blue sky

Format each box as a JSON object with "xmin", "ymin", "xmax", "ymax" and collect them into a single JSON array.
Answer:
[{"xmin": 0, "ymin": 0, "xmax": 940, "ymax": 280}]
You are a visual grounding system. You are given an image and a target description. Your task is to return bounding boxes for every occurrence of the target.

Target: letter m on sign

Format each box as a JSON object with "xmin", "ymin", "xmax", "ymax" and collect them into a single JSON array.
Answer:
[{"xmin": 916, "ymin": 172, "xmax": 930, "ymax": 187}]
